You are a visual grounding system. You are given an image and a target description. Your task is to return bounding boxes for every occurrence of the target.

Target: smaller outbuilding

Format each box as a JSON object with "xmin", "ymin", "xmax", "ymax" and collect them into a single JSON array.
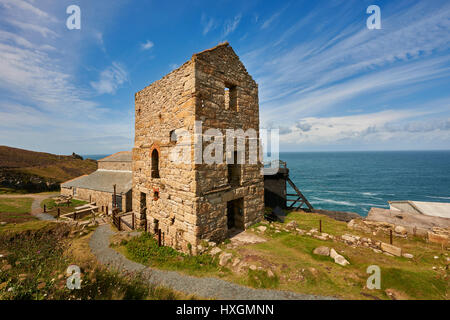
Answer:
[{"xmin": 61, "ymin": 151, "xmax": 132, "ymax": 212}]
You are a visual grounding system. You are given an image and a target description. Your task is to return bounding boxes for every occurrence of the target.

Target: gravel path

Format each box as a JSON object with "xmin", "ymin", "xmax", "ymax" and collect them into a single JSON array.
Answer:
[
  {"xmin": 0, "ymin": 194, "xmax": 55, "ymax": 221},
  {"xmin": 89, "ymin": 224, "xmax": 335, "ymax": 300}
]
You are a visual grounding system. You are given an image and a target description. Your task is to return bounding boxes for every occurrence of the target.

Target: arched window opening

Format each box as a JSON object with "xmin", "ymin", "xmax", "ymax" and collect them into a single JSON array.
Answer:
[{"xmin": 151, "ymin": 149, "xmax": 160, "ymax": 178}]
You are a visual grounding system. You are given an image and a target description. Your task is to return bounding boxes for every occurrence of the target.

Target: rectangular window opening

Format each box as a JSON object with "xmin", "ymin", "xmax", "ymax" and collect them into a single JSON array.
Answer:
[{"xmin": 224, "ymin": 84, "xmax": 237, "ymax": 111}]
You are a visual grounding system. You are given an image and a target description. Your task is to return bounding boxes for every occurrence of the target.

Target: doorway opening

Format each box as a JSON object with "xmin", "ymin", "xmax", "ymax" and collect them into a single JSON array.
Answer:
[{"xmin": 227, "ymin": 198, "xmax": 244, "ymax": 232}]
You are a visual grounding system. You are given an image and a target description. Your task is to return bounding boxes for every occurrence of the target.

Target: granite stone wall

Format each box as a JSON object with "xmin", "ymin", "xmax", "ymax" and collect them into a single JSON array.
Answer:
[{"xmin": 132, "ymin": 43, "xmax": 264, "ymax": 254}]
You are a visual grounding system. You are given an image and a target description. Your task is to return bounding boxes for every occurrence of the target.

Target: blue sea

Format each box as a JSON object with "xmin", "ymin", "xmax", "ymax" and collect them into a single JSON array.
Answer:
[
  {"xmin": 84, "ymin": 151, "xmax": 450, "ymax": 217},
  {"xmin": 282, "ymin": 151, "xmax": 450, "ymax": 216}
]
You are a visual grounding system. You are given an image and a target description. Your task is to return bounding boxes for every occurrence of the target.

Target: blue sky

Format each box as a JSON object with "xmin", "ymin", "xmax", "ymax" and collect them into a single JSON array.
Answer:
[{"xmin": 0, "ymin": 0, "xmax": 449, "ymax": 154}]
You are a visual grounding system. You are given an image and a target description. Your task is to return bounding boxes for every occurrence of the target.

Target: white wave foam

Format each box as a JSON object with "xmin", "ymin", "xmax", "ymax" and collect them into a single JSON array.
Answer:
[
  {"xmin": 426, "ymin": 196, "xmax": 450, "ymax": 200},
  {"xmin": 310, "ymin": 197, "xmax": 357, "ymax": 206}
]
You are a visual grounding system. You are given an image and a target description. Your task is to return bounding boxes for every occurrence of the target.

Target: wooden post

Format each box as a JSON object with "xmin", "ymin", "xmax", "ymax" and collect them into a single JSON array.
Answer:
[
  {"xmin": 106, "ymin": 205, "xmax": 108, "ymax": 216},
  {"xmin": 102, "ymin": 206, "xmax": 104, "ymax": 212},
  {"xmin": 144, "ymin": 220, "xmax": 147, "ymax": 232},
  {"xmin": 74, "ymin": 211, "xmax": 77, "ymax": 221},
  {"xmin": 118, "ymin": 217, "xmax": 121, "ymax": 231},
  {"xmin": 319, "ymin": 220, "xmax": 322, "ymax": 233},
  {"xmin": 43, "ymin": 204, "xmax": 46, "ymax": 213},
  {"xmin": 89, "ymin": 195, "xmax": 92, "ymax": 203},
  {"xmin": 132, "ymin": 214, "xmax": 135, "ymax": 230},
  {"xmin": 67, "ymin": 200, "xmax": 70, "ymax": 207},
  {"xmin": 158, "ymin": 229, "xmax": 162, "ymax": 247},
  {"xmin": 390, "ymin": 229, "xmax": 393, "ymax": 245},
  {"xmin": 57, "ymin": 208, "xmax": 60, "ymax": 219},
  {"xmin": 113, "ymin": 184, "xmax": 117, "ymax": 208}
]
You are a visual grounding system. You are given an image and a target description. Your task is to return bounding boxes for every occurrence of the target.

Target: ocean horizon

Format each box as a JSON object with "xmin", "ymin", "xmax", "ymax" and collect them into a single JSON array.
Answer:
[{"xmin": 83, "ymin": 150, "xmax": 450, "ymax": 217}]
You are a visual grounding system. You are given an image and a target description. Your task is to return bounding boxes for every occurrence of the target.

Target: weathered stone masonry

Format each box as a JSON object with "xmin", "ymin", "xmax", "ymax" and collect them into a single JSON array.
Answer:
[{"xmin": 133, "ymin": 43, "xmax": 264, "ymax": 254}]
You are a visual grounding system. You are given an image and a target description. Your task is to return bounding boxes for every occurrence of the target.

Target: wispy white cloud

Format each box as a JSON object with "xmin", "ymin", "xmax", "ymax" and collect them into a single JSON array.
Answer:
[
  {"xmin": 141, "ymin": 40, "xmax": 154, "ymax": 50},
  {"xmin": 278, "ymin": 106, "xmax": 450, "ymax": 147},
  {"xmin": 201, "ymin": 14, "xmax": 217, "ymax": 35},
  {"xmin": 90, "ymin": 62, "xmax": 128, "ymax": 95},
  {"xmin": 0, "ymin": 0, "xmax": 58, "ymax": 22},
  {"xmin": 260, "ymin": 6, "xmax": 287, "ymax": 30},
  {"xmin": 6, "ymin": 19, "xmax": 58, "ymax": 38},
  {"xmin": 0, "ymin": 0, "xmax": 132, "ymax": 154},
  {"xmin": 223, "ymin": 14, "xmax": 242, "ymax": 37}
]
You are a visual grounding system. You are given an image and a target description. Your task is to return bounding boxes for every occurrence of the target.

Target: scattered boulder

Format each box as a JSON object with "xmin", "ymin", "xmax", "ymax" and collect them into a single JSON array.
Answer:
[
  {"xmin": 295, "ymin": 228, "xmax": 305, "ymax": 235},
  {"xmin": 257, "ymin": 226, "xmax": 267, "ymax": 232},
  {"xmin": 330, "ymin": 249, "xmax": 350, "ymax": 266},
  {"xmin": 208, "ymin": 241, "xmax": 217, "ymax": 247},
  {"xmin": 347, "ymin": 219, "xmax": 372, "ymax": 233},
  {"xmin": 313, "ymin": 246, "xmax": 330, "ymax": 256},
  {"xmin": 380, "ymin": 242, "xmax": 402, "ymax": 257},
  {"xmin": 267, "ymin": 270, "xmax": 275, "ymax": 278},
  {"xmin": 210, "ymin": 247, "xmax": 222, "ymax": 256},
  {"xmin": 249, "ymin": 265, "xmax": 257, "ymax": 271},
  {"xmin": 218, "ymin": 252, "xmax": 233, "ymax": 266},
  {"xmin": 394, "ymin": 226, "xmax": 407, "ymax": 235},
  {"xmin": 341, "ymin": 234, "xmax": 356, "ymax": 244},
  {"xmin": 428, "ymin": 231, "xmax": 449, "ymax": 246},
  {"xmin": 286, "ymin": 221, "xmax": 298, "ymax": 230},
  {"xmin": 313, "ymin": 234, "xmax": 328, "ymax": 241},
  {"xmin": 232, "ymin": 258, "xmax": 241, "ymax": 267},
  {"xmin": 0, "ymin": 222, "xmax": 7, "ymax": 226},
  {"xmin": 402, "ymin": 253, "xmax": 414, "ymax": 259}
]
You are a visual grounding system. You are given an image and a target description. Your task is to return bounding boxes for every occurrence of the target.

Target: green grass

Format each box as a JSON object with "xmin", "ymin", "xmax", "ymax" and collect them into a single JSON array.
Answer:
[
  {"xmin": 122, "ymin": 233, "xmax": 220, "ymax": 276},
  {"xmin": 246, "ymin": 269, "xmax": 279, "ymax": 289},
  {"xmin": 0, "ymin": 221, "xmax": 192, "ymax": 300},
  {"xmin": 40, "ymin": 198, "xmax": 88, "ymax": 217},
  {"xmin": 115, "ymin": 210, "xmax": 449, "ymax": 300},
  {"xmin": 0, "ymin": 197, "xmax": 33, "ymax": 214},
  {"xmin": 0, "ymin": 187, "xmax": 29, "ymax": 195}
]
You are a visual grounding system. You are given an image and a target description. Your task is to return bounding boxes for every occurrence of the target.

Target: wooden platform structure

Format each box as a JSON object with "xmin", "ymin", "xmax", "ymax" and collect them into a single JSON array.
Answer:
[
  {"xmin": 286, "ymin": 176, "xmax": 314, "ymax": 211},
  {"xmin": 263, "ymin": 160, "xmax": 313, "ymax": 211}
]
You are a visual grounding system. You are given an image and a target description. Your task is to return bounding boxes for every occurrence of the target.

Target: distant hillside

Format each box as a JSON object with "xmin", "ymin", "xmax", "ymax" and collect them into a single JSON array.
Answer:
[{"xmin": 0, "ymin": 146, "xmax": 97, "ymax": 192}]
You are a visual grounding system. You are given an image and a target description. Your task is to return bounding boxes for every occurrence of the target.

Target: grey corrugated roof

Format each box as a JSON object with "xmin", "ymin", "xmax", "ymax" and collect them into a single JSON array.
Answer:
[
  {"xmin": 61, "ymin": 170, "xmax": 132, "ymax": 194},
  {"xmin": 98, "ymin": 151, "xmax": 132, "ymax": 162}
]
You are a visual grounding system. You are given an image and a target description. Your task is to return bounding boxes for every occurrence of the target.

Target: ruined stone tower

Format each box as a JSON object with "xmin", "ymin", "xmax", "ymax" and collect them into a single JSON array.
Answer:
[{"xmin": 132, "ymin": 43, "xmax": 264, "ymax": 254}]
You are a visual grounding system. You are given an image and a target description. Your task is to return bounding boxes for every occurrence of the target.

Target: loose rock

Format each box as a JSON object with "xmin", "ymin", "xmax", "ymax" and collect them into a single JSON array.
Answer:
[
  {"xmin": 219, "ymin": 252, "xmax": 233, "ymax": 266},
  {"xmin": 313, "ymin": 246, "xmax": 330, "ymax": 256}
]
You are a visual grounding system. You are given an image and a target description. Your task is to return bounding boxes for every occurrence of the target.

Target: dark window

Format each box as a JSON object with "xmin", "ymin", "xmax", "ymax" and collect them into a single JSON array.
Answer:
[
  {"xmin": 154, "ymin": 219, "xmax": 159, "ymax": 234},
  {"xmin": 227, "ymin": 198, "xmax": 244, "ymax": 231},
  {"xmin": 154, "ymin": 190, "xmax": 159, "ymax": 200},
  {"xmin": 113, "ymin": 194, "xmax": 123, "ymax": 212},
  {"xmin": 151, "ymin": 149, "xmax": 160, "ymax": 178},
  {"xmin": 228, "ymin": 151, "xmax": 241, "ymax": 186},
  {"xmin": 224, "ymin": 84, "xmax": 237, "ymax": 111},
  {"xmin": 140, "ymin": 192, "xmax": 147, "ymax": 220}
]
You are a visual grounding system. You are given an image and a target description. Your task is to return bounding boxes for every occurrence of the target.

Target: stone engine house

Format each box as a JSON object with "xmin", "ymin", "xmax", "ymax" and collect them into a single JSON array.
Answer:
[{"xmin": 132, "ymin": 42, "xmax": 264, "ymax": 253}]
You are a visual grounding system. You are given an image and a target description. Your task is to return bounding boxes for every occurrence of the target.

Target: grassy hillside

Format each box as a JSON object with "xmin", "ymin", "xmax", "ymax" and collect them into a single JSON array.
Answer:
[{"xmin": 0, "ymin": 146, "xmax": 97, "ymax": 192}]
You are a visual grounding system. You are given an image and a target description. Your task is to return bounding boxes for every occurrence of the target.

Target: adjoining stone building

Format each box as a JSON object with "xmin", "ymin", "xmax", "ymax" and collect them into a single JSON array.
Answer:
[
  {"xmin": 132, "ymin": 42, "xmax": 265, "ymax": 253},
  {"xmin": 61, "ymin": 151, "xmax": 133, "ymax": 212}
]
